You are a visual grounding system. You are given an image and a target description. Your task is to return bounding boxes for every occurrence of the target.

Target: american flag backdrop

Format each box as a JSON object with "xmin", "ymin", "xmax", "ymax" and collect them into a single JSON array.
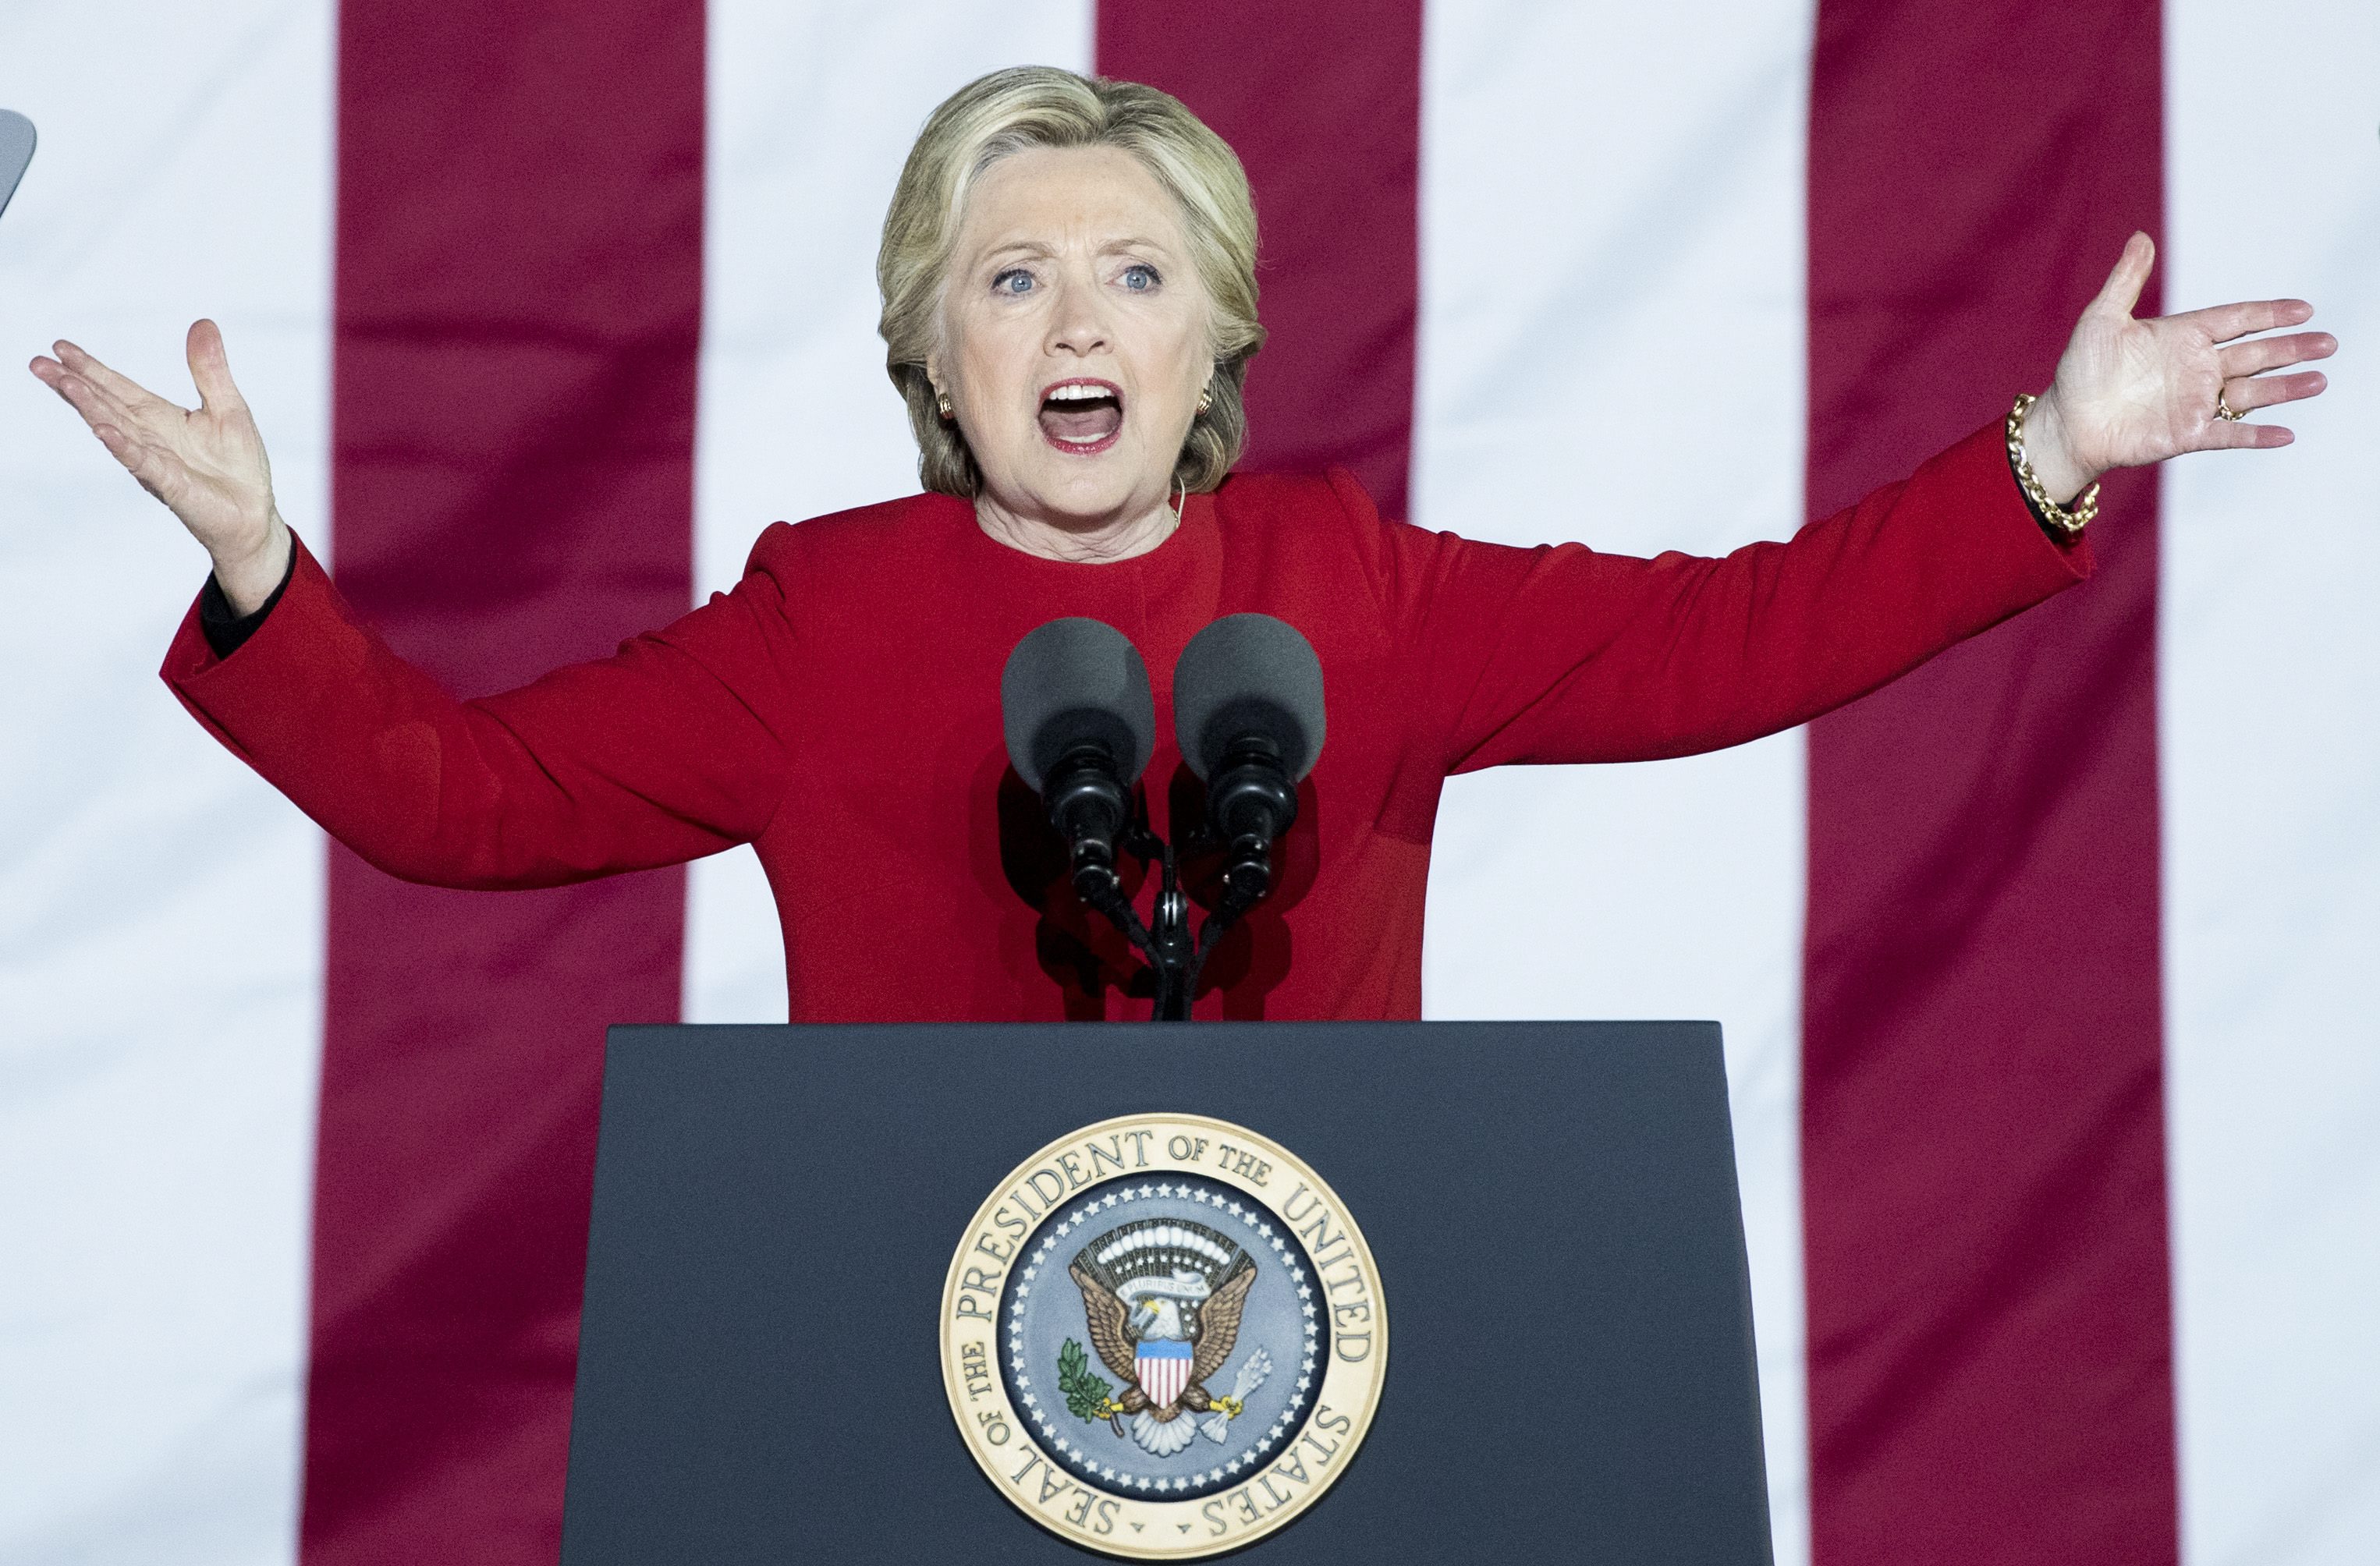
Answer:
[{"xmin": 2, "ymin": 2, "xmax": 2375, "ymax": 1563}]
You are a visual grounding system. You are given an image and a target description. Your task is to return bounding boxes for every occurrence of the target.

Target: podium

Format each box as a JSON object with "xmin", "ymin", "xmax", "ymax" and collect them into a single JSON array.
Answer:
[{"xmin": 560, "ymin": 1022, "xmax": 1773, "ymax": 1563}]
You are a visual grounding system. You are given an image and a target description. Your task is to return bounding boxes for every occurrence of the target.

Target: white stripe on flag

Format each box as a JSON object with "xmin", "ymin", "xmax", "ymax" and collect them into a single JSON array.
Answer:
[
  {"xmin": 684, "ymin": 2, "xmax": 1096, "ymax": 1024},
  {"xmin": 2165, "ymin": 4, "xmax": 2380, "ymax": 1561},
  {"xmin": 0, "ymin": 5, "xmax": 332, "ymax": 1563},
  {"xmin": 1413, "ymin": 6, "xmax": 1816, "ymax": 1563}
]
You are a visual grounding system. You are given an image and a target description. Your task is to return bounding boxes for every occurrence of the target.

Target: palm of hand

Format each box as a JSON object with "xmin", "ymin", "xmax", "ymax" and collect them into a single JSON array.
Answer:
[
  {"xmin": 128, "ymin": 395, "xmax": 275, "ymax": 550},
  {"xmin": 2036, "ymin": 232, "xmax": 2330, "ymax": 495},
  {"xmin": 31, "ymin": 320, "xmax": 279, "ymax": 565},
  {"xmin": 2055, "ymin": 309, "xmax": 2224, "ymax": 475}
]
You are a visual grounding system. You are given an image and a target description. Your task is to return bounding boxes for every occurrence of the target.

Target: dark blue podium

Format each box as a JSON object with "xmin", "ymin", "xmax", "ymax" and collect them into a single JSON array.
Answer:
[{"xmin": 559, "ymin": 1022, "xmax": 1772, "ymax": 1563}]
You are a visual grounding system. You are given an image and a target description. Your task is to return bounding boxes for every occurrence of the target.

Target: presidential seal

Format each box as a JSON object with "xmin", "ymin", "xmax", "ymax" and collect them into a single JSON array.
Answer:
[{"xmin": 941, "ymin": 1113, "xmax": 1386, "ymax": 1557}]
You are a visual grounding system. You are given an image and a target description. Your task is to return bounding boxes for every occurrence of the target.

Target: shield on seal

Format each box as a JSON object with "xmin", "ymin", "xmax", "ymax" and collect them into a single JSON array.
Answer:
[{"xmin": 1136, "ymin": 1338, "xmax": 1194, "ymax": 1410}]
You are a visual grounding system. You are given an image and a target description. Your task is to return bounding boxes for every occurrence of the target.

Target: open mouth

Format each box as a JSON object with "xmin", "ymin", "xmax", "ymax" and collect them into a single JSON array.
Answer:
[{"xmin": 1038, "ymin": 378, "xmax": 1123, "ymax": 454}]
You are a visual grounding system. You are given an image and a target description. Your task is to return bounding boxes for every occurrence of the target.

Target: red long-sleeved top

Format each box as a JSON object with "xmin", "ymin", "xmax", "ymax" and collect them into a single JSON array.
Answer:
[{"xmin": 162, "ymin": 420, "xmax": 2087, "ymax": 1021}]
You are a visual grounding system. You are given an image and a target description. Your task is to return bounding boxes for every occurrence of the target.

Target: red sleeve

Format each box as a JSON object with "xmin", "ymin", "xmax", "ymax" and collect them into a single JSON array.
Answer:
[
  {"xmin": 160, "ymin": 533, "xmax": 793, "ymax": 888},
  {"xmin": 1369, "ymin": 418, "xmax": 2094, "ymax": 773}
]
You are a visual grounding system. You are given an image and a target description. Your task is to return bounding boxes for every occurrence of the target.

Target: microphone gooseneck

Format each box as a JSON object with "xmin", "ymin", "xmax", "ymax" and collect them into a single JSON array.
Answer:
[
  {"xmin": 1204, "ymin": 735, "xmax": 1300, "ymax": 902},
  {"xmin": 1041, "ymin": 746, "xmax": 1130, "ymax": 897},
  {"xmin": 999, "ymin": 618, "xmax": 1155, "ymax": 901}
]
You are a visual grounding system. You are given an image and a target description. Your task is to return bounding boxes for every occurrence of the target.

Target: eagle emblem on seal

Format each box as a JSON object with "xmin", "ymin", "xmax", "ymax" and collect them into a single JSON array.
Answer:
[{"xmin": 1064, "ymin": 1217, "xmax": 1272, "ymax": 1458}]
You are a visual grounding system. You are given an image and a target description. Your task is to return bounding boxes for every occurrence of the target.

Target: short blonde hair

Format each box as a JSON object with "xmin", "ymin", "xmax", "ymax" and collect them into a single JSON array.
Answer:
[{"xmin": 878, "ymin": 66, "xmax": 1264, "ymax": 498}]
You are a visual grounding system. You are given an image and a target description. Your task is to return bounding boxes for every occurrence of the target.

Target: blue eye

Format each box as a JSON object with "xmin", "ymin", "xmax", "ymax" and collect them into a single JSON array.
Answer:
[
  {"xmin": 994, "ymin": 268, "xmax": 1034, "ymax": 296},
  {"xmin": 1121, "ymin": 264, "xmax": 1159, "ymax": 292}
]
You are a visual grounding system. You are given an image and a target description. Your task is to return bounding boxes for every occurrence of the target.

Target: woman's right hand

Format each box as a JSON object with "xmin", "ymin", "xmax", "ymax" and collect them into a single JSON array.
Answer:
[{"xmin": 30, "ymin": 319, "xmax": 289, "ymax": 615}]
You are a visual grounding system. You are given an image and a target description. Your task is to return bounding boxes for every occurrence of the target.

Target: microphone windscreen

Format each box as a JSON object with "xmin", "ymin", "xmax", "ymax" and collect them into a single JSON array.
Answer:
[
  {"xmin": 1001, "ymin": 618, "xmax": 1156, "ymax": 791},
  {"xmin": 1172, "ymin": 614, "xmax": 1325, "ymax": 782}
]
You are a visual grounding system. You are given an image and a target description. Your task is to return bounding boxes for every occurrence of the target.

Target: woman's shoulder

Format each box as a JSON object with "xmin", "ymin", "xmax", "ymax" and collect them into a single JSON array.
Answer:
[
  {"xmin": 1210, "ymin": 466, "xmax": 1384, "ymax": 530},
  {"xmin": 735, "ymin": 489, "xmax": 977, "ymax": 583},
  {"xmin": 1209, "ymin": 465, "xmax": 1458, "ymax": 583},
  {"xmin": 1207, "ymin": 466, "xmax": 1442, "ymax": 639}
]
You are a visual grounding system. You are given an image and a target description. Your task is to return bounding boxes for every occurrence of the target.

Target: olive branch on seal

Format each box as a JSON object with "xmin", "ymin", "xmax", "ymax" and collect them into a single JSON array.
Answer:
[{"xmin": 1058, "ymin": 1338, "xmax": 1117, "ymax": 1423}]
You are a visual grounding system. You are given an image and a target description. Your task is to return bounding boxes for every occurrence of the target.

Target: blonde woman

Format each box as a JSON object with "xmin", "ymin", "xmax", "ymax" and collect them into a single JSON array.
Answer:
[{"xmin": 29, "ymin": 67, "xmax": 2333, "ymax": 1021}]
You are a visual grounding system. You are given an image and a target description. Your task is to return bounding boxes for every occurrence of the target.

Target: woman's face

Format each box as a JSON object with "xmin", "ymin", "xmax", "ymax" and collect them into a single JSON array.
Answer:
[{"xmin": 932, "ymin": 146, "xmax": 1212, "ymax": 531}]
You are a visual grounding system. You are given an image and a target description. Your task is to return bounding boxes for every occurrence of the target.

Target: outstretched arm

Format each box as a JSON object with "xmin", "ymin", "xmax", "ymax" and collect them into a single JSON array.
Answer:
[
  {"xmin": 1407, "ymin": 238, "xmax": 2334, "ymax": 771},
  {"xmin": 31, "ymin": 323, "xmax": 792, "ymax": 888},
  {"xmin": 1410, "ymin": 425, "xmax": 2087, "ymax": 771}
]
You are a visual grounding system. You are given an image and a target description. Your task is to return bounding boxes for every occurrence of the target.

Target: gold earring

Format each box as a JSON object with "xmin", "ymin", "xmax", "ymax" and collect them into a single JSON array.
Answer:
[
  {"xmin": 935, "ymin": 391, "xmax": 954, "ymax": 420},
  {"xmin": 1197, "ymin": 387, "xmax": 1212, "ymax": 416}
]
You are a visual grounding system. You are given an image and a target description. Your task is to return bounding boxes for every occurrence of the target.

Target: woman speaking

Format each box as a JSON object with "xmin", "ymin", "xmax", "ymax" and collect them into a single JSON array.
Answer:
[{"xmin": 29, "ymin": 66, "xmax": 2334, "ymax": 1022}]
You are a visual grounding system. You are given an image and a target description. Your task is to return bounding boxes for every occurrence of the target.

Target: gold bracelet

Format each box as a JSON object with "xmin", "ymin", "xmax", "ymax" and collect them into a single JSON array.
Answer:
[{"xmin": 2006, "ymin": 392, "xmax": 2098, "ymax": 538}]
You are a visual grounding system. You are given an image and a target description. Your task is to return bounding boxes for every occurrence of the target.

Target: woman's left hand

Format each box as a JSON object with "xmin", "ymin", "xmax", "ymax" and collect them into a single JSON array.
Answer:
[{"xmin": 2020, "ymin": 231, "xmax": 2334, "ymax": 502}]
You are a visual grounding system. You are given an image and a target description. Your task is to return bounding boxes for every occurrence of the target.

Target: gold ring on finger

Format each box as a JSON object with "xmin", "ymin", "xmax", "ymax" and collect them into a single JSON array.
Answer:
[{"xmin": 2215, "ymin": 389, "xmax": 2247, "ymax": 422}]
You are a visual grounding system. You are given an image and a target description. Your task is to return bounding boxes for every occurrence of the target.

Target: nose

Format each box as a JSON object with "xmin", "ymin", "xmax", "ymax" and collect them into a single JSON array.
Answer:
[{"xmin": 1045, "ymin": 271, "xmax": 1111, "ymax": 359}]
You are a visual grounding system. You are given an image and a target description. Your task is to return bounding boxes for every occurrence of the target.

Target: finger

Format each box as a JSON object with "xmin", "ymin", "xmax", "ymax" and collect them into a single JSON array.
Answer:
[
  {"xmin": 80, "ymin": 416, "xmax": 173, "ymax": 491},
  {"xmin": 2197, "ymin": 419, "xmax": 2294, "ymax": 452},
  {"xmin": 2172, "ymin": 297, "xmax": 2315, "ymax": 345},
  {"xmin": 90, "ymin": 420, "xmax": 148, "ymax": 471},
  {"xmin": 2219, "ymin": 331, "xmax": 2337, "ymax": 379},
  {"xmin": 51, "ymin": 338, "xmax": 179, "ymax": 413},
  {"xmin": 45, "ymin": 367, "xmax": 142, "ymax": 434},
  {"xmin": 30, "ymin": 362, "xmax": 194, "ymax": 492},
  {"xmin": 120, "ymin": 434, "xmax": 193, "ymax": 501},
  {"xmin": 186, "ymin": 319, "xmax": 248, "ymax": 412},
  {"xmin": 46, "ymin": 358, "xmax": 200, "ymax": 448},
  {"xmin": 2222, "ymin": 368, "xmax": 2329, "ymax": 413},
  {"xmin": 2091, "ymin": 231, "xmax": 2156, "ymax": 318}
]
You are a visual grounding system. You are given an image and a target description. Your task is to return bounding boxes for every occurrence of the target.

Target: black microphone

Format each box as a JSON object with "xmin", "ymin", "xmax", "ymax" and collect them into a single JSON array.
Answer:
[
  {"xmin": 1001, "ymin": 618, "xmax": 1155, "ymax": 899},
  {"xmin": 1172, "ymin": 614, "xmax": 1325, "ymax": 904}
]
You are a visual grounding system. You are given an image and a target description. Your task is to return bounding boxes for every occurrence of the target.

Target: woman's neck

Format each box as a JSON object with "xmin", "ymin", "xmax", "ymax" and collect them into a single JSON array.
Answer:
[{"xmin": 972, "ymin": 488, "xmax": 1181, "ymax": 563}]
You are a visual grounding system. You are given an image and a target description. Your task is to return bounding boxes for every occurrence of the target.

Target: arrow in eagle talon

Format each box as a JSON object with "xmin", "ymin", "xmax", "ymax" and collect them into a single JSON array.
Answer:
[{"xmin": 1200, "ymin": 1348, "xmax": 1273, "ymax": 1444}]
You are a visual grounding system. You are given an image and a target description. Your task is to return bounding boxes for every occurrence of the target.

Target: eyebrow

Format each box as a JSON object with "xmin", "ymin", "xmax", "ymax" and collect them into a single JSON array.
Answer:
[{"xmin": 974, "ymin": 236, "xmax": 1179, "ymax": 266}]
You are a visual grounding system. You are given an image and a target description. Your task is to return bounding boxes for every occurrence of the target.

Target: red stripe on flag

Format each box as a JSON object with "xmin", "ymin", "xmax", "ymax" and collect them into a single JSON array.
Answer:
[
  {"xmin": 1802, "ymin": 4, "xmax": 2176, "ymax": 1562},
  {"xmin": 1098, "ymin": 3, "xmax": 1423, "ymax": 518},
  {"xmin": 313, "ymin": 5, "xmax": 704, "ymax": 1561}
]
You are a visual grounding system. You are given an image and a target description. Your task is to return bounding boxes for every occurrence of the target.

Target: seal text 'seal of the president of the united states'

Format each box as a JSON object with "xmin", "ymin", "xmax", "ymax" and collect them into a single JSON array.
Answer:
[{"xmin": 942, "ymin": 1113, "xmax": 1387, "ymax": 1557}]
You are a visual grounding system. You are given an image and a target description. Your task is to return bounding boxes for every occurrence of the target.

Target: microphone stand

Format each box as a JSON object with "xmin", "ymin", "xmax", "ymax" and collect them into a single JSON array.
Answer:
[
  {"xmin": 1078, "ymin": 823, "xmax": 1266, "ymax": 1022},
  {"xmin": 1128, "ymin": 826, "xmax": 1197, "ymax": 1021}
]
